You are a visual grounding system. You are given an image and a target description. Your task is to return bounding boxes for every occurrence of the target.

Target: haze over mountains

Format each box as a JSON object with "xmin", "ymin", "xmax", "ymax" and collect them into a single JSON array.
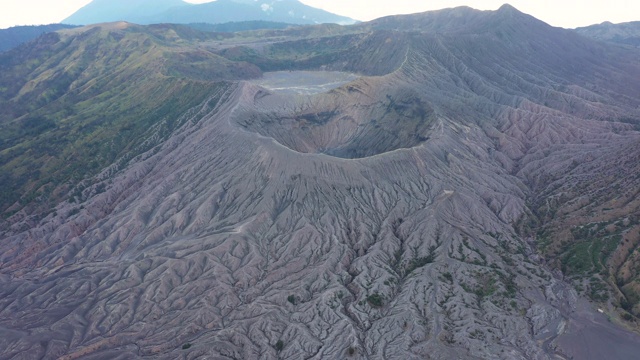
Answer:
[
  {"xmin": 62, "ymin": 0, "xmax": 188, "ymax": 26},
  {"xmin": 63, "ymin": 0, "xmax": 357, "ymax": 26},
  {"xmin": 0, "ymin": 24, "xmax": 78, "ymax": 52},
  {"xmin": 1, "ymin": 3, "xmax": 640, "ymax": 360},
  {"xmin": 576, "ymin": 21, "xmax": 640, "ymax": 47},
  {"xmin": 2, "ymin": 1, "xmax": 635, "ymax": 54}
]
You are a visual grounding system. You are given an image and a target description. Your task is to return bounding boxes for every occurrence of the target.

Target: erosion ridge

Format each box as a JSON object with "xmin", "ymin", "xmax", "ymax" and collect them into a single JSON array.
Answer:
[{"xmin": 1, "ymin": 4, "xmax": 640, "ymax": 360}]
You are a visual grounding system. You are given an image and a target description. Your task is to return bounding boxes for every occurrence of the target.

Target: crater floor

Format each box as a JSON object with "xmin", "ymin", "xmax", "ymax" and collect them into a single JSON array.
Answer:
[{"xmin": 251, "ymin": 71, "xmax": 360, "ymax": 95}]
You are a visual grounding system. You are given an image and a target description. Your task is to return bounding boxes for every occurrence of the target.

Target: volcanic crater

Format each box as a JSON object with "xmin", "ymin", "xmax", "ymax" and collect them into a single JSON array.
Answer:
[{"xmin": 241, "ymin": 71, "xmax": 435, "ymax": 159}]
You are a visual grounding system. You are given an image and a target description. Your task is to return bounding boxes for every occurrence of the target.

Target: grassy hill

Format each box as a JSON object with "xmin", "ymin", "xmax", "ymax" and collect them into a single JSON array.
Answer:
[{"xmin": 0, "ymin": 23, "xmax": 259, "ymax": 219}]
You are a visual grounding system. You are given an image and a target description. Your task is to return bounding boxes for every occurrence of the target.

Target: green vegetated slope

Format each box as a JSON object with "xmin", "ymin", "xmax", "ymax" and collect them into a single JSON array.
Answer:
[
  {"xmin": 0, "ymin": 23, "xmax": 259, "ymax": 220},
  {"xmin": 531, "ymin": 147, "xmax": 640, "ymax": 322}
]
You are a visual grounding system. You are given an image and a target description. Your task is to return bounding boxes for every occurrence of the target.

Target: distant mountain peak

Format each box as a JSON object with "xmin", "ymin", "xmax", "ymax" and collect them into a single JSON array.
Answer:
[
  {"xmin": 63, "ymin": 0, "xmax": 190, "ymax": 25},
  {"xmin": 0, "ymin": 24, "xmax": 79, "ymax": 52},
  {"xmin": 498, "ymin": 3, "xmax": 518, "ymax": 12},
  {"xmin": 63, "ymin": 0, "xmax": 356, "ymax": 26},
  {"xmin": 365, "ymin": 4, "xmax": 545, "ymax": 35},
  {"xmin": 495, "ymin": 3, "xmax": 531, "ymax": 21},
  {"xmin": 575, "ymin": 20, "xmax": 640, "ymax": 47}
]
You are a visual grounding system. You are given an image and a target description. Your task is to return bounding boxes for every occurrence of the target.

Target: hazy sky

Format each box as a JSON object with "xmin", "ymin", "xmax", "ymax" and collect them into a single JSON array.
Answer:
[{"xmin": 1, "ymin": 0, "xmax": 639, "ymax": 29}]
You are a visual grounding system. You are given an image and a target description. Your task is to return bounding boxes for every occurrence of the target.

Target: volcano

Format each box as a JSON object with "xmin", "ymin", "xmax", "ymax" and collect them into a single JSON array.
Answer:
[{"xmin": 1, "ymin": 5, "xmax": 640, "ymax": 359}]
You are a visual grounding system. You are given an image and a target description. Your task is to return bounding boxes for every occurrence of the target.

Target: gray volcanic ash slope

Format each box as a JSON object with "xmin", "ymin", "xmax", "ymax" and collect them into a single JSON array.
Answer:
[{"xmin": 2, "ymin": 5, "xmax": 640, "ymax": 360}]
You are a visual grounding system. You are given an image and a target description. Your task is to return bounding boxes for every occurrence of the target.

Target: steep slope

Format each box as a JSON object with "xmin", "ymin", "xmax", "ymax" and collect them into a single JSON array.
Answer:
[
  {"xmin": 0, "ymin": 24, "xmax": 79, "ymax": 52},
  {"xmin": 1, "ymin": 5, "xmax": 640, "ymax": 360},
  {"xmin": 575, "ymin": 21, "xmax": 640, "ymax": 47}
]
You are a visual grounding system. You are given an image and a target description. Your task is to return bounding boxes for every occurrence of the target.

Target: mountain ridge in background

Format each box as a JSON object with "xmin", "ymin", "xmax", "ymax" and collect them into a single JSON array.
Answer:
[
  {"xmin": 0, "ymin": 24, "xmax": 79, "ymax": 52},
  {"xmin": 62, "ymin": 0, "xmax": 190, "ymax": 25},
  {"xmin": 63, "ymin": 0, "xmax": 357, "ymax": 26},
  {"xmin": 575, "ymin": 20, "xmax": 640, "ymax": 47},
  {"xmin": 0, "ymin": 21, "xmax": 294, "ymax": 53},
  {"xmin": 1, "ymin": 4, "xmax": 640, "ymax": 359}
]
